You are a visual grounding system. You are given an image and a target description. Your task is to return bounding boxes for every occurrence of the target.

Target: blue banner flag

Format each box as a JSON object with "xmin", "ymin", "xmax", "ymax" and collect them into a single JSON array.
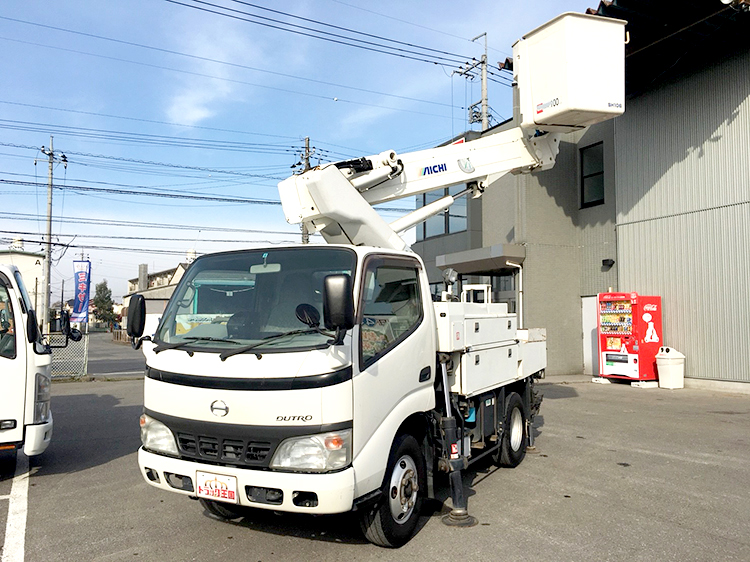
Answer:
[{"xmin": 71, "ymin": 260, "xmax": 91, "ymax": 323}]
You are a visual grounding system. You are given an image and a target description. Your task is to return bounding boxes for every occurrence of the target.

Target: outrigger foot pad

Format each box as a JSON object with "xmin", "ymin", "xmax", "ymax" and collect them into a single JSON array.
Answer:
[{"xmin": 442, "ymin": 508, "xmax": 478, "ymax": 527}]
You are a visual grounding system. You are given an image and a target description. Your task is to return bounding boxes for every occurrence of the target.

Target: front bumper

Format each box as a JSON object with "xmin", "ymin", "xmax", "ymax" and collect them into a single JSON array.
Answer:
[
  {"xmin": 138, "ymin": 447, "xmax": 356, "ymax": 514},
  {"xmin": 23, "ymin": 415, "xmax": 53, "ymax": 456}
]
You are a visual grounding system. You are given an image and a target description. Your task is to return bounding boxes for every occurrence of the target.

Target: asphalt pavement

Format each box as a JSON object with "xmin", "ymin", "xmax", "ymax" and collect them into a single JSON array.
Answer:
[
  {"xmin": 1, "ymin": 375, "xmax": 747, "ymax": 561},
  {"xmin": 85, "ymin": 330, "xmax": 146, "ymax": 378}
]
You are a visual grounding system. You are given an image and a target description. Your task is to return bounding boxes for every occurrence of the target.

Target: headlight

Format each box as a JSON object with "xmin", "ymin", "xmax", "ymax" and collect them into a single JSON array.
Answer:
[
  {"xmin": 33, "ymin": 373, "xmax": 51, "ymax": 424},
  {"xmin": 270, "ymin": 429, "xmax": 352, "ymax": 472},
  {"xmin": 140, "ymin": 414, "xmax": 179, "ymax": 457}
]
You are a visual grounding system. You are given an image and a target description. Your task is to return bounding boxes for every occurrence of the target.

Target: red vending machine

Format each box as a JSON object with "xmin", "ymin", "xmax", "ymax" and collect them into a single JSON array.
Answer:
[{"xmin": 598, "ymin": 292, "xmax": 662, "ymax": 381}]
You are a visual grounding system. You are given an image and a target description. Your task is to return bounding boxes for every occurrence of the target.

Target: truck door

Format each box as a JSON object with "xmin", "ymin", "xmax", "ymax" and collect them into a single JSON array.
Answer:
[
  {"xmin": 353, "ymin": 256, "xmax": 435, "ymax": 469},
  {"xmin": 0, "ymin": 274, "xmax": 26, "ymax": 445}
]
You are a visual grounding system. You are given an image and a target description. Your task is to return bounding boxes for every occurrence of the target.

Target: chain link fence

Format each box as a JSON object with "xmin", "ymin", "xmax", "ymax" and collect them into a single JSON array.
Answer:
[{"xmin": 49, "ymin": 332, "xmax": 89, "ymax": 379}]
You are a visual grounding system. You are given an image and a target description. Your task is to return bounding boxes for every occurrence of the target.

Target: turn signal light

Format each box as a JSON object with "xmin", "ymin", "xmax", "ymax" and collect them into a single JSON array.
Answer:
[{"xmin": 324, "ymin": 434, "xmax": 344, "ymax": 450}]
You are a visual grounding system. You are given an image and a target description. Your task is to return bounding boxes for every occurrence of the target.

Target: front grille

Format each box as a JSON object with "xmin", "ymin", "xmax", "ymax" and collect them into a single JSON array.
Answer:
[
  {"xmin": 176, "ymin": 432, "xmax": 272, "ymax": 467},
  {"xmin": 178, "ymin": 434, "xmax": 197, "ymax": 455},
  {"xmin": 198, "ymin": 436, "xmax": 220, "ymax": 458},
  {"xmin": 222, "ymin": 439, "xmax": 244, "ymax": 461},
  {"xmin": 246, "ymin": 443, "xmax": 271, "ymax": 462}
]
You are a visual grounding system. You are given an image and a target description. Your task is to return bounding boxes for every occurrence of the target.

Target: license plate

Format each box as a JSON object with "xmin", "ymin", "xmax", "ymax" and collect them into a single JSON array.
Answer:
[{"xmin": 196, "ymin": 471, "xmax": 238, "ymax": 504}]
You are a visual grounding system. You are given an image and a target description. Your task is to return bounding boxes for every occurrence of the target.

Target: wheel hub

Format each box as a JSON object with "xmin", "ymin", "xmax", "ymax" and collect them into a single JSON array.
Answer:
[
  {"xmin": 388, "ymin": 455, "xmax": 419, "ymax": 524},
  {"xmin": 510, "ymin": 407, "xmax": 523, "ymax": 451}
]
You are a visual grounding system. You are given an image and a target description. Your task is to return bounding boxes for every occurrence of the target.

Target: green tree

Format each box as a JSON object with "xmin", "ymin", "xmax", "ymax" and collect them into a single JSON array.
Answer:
[{"xmin": 92, "ymin": 279, "xmax": 117, "ymax": 326}]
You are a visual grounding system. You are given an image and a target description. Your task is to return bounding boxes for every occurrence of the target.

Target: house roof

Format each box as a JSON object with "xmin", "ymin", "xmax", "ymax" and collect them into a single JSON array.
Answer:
[
  {"xmin": 587, "ymin": 0, "xmax": 750, "ymax": 97},
  {"xmin": 127, "ymin": 263, "xmax": 188, "ymax": 283}
]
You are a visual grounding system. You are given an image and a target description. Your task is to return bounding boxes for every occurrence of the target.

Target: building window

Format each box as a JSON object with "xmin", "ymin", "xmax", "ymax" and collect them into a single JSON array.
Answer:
[
  {"xmin": 415, "ymin": 186, "xmax": 468, "ymax": 241},
  {"xmin": 580, "ymin": 142, "xmax": 604, "ymax": 208}
]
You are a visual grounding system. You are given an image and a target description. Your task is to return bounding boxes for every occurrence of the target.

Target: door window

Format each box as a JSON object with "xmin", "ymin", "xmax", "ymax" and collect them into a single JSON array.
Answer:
[
  {"xmin": 0, "ymin": 283, "xmax": 16, "ymax": 359},
  {"xmin": 360, "ymin": 263, "xmax": 422, "ymax": 367}
]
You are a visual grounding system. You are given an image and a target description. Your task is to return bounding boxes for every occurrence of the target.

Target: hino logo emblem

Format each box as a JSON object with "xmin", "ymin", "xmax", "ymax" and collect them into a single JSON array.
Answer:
[{"xmin": 210, "ymin": 400, "xmax": 229, "ymax": 417}]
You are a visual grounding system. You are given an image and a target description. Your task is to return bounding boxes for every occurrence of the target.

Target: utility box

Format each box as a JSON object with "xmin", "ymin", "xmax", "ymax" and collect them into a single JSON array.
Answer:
[{"xmin": 514, "ymin": 12, "xmax": 626, "ymax": 131}]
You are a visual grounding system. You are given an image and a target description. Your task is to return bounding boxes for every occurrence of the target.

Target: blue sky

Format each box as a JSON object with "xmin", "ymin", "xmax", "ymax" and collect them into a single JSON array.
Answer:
[{"xmin": 0, "ymin": 0, "xmax": 595, "ymax": 301}]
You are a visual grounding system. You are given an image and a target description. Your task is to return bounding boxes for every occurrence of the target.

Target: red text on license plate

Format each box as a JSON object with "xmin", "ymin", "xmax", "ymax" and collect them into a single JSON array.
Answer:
[{"xmin": 196, "ymin": 471, "xmax": 238, "ymax": 503}]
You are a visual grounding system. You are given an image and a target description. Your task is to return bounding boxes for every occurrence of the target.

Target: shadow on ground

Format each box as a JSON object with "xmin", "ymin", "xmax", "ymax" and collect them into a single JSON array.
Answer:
[{"xmin": 32, "ymin": 393, "xmax": 141, "ymax": 476}]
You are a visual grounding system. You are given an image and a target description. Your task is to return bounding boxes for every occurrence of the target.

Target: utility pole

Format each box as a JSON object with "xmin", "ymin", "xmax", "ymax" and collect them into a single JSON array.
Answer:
[
  {"xmin": 300, "ymin": 137, "xmax": 314, "ymax": 244},
  {"xmin": 454, "ymin": 33, "xmax": 489, "ymax": 131},
  {"xmin": 39, "ymin": 136, "xmax": 67, "ymax": 335}
]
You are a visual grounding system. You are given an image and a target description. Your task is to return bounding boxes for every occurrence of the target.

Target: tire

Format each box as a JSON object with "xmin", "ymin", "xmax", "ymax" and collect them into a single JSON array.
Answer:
[
  {"xmin": 199, "ymin": 498, "xmax": 247, "ymax": 520},
  {"xmin": 0, "ymin": 448, "xmax": 17, "ymax": 477},
  {"xmin": 360, "ymin": 434, "xmax": 426, "ymax": 548},
  {"xmin": 497, "ymin": 392, "xmax": 527, "ymax": 468}
]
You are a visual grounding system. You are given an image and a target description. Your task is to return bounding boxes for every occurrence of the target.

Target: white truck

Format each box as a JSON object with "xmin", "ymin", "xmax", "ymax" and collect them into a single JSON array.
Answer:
[
  {"xmin": 0, "ymin": 263, "xmax": 81, "ymax": 466},
  {"xmin": 127, "ymin": 12, "xmax": 626, "ymax": 547}
]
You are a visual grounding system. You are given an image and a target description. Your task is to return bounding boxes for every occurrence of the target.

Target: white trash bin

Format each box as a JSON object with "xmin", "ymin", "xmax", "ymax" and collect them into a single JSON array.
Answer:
[{"xmin": 656, "ymin": 347, "xmax": 685, "ymax": 389}]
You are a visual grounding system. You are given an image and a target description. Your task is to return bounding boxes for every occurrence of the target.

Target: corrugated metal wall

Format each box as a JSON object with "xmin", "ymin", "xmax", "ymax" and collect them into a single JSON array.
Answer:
[{"xmin": 615, "ymin": 50, "xmax": 750, "ymax": 381}]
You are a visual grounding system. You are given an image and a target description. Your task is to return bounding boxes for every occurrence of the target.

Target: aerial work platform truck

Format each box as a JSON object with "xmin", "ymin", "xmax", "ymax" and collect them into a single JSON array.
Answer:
[{"xmin": 128, "ymin": 12, "xmax": 626, "ymax": 547}]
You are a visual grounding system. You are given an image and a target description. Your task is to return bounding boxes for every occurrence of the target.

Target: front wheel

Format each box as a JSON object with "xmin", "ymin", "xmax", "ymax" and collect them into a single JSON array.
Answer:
[
  {"xmin": 359, "ymin": 434, "xmax": 425, "ymax": 548},
  {"xmin": 0, "ymin": 448, "xmax": 17, "ymax": 476},
  {"xmin": 496, "ymin": 392, "xmax": 527, "ymax": 468},
  {"xmin": 199, "ymin": 498, "xmax": 247, "ymax": 520}
]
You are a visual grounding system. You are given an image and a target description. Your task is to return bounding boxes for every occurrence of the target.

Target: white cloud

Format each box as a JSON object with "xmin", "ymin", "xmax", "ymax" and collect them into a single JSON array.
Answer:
[{"xmin": 163, "ymin": 19, "xmax": 263, "ymax": 125}]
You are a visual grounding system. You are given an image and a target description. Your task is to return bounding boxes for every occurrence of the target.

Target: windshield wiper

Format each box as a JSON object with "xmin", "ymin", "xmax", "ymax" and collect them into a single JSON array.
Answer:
[
  {"xmin": 154, "ymin": 336, "xmax": 243, "ymax": 355},
  {"xmin": 219, "ymin": 328, "xmax": 326, "ymax": 361}
]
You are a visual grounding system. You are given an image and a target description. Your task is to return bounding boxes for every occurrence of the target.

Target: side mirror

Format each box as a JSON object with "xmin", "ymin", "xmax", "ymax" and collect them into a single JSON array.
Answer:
[
  {"xmin": 60, "ymin": 309, "xmax": 71, "ymax": 337},
  {"xmin": 60, "ymin": 309, "xmax": 82, "ymax": 342},
  {"xmin": 127, "ymin": 294, "xmax": 146, "ymax": 339},
  {"xmin": 323, "ymin": 274, "xmax": 354, "ymax": 335},
  {"xmin": 26, "ymin": 309, "xmax": 39, "ymax": 344}
]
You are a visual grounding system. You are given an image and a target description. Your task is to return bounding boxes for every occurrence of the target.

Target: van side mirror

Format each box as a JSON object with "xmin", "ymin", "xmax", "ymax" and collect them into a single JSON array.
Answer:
[
  {"xmin": 26, "ymin": 310, "xmax": 39, "ymax": 344},
  {"xmin": 323, "ymin": 275, "xmax": 354, "ymax": 345},
  {"xmin": 127, "ymin": 294, "xmax": 146, "ymax": 339}
]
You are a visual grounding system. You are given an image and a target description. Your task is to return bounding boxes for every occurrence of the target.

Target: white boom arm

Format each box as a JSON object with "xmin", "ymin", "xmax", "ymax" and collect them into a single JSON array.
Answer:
[
  {"xmin": 277, "ymin": 12, "xmax": 626, "ymax": 251},
  {"xmin": 277, "ymin": 128, "xmax": 561, "ymax": 251}
]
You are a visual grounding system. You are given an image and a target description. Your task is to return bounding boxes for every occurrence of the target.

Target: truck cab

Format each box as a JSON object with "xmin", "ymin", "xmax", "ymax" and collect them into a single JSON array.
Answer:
[
  {"xmin": 0, "ymin": 264, "xmax": 53, "ymax": 459},
  {"xmin": 135, "ymin": 245, "xmax": 436, "ymax": 516}
]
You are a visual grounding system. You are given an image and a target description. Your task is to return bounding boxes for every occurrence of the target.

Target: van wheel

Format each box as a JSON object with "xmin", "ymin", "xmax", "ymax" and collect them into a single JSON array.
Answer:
[
  {"xmin": 360, "ymin": 434, "xmax": 425, "ymax": 548},
  {"xmin": 495, "ymin": 392, "xmax": 527, "ymax": 468},
  {"xmin": 199, "ymin": 498, "xmax": 247, "ymax": 520}
]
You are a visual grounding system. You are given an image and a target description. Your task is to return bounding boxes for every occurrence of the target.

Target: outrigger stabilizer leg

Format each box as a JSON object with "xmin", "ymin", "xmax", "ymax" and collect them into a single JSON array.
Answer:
[{"xmin": 439, "ymin": 361, "xmax": 478, "ymax": 528}]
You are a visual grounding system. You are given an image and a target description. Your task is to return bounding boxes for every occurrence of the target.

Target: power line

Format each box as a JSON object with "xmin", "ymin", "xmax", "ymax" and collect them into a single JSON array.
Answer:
[
  {"xmin": 0, "ymin": 142, "xmax": 283, "ymax": 179},
  {"xmin": 223, "ymin": 0, "xmax": 472, "ymax": 61},
  {"xmin": 0, "ymin": 36, "xmax": 462, "ymax": 122},
  {"xmin": 0, "ymin": 229, "xmax": 299, "ymax": 243},
  {"xmin": 0, "ymin": 118, "xmax": 304, "ymax": 154},
  {"xmin": 0, "ymin": 236, "xmax": 299, "ymax": 257},
  {"xmin": 1, "ymin": 99, "xmax": 369, "ymax": 158},
  {"xmin": 0, "ymin": 211, "xmax": 293, "ymax": 233},
  {"xmin": 0, "ymin": 99, "xmax": 300, "ymax": 142},
  {"xmin": 0, "ymin": 180, "xmax": 415, "ymax": 212},
  {"xmin": 0, "ymin": 178, "xmax": 278, "ymax": 204},
  {"xmin": 0, "ymin": 18, "xmax": 463, "ymax": 111},
  {"xmin": 163, "ymin": 0, "xmax": 472, "ymax": 66}
]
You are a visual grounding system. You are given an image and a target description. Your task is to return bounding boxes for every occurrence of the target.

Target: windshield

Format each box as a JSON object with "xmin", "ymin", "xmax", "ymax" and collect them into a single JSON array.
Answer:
[{"xmin": 155, "ymin": 247, "xmax": 356, "ymax": 353}]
